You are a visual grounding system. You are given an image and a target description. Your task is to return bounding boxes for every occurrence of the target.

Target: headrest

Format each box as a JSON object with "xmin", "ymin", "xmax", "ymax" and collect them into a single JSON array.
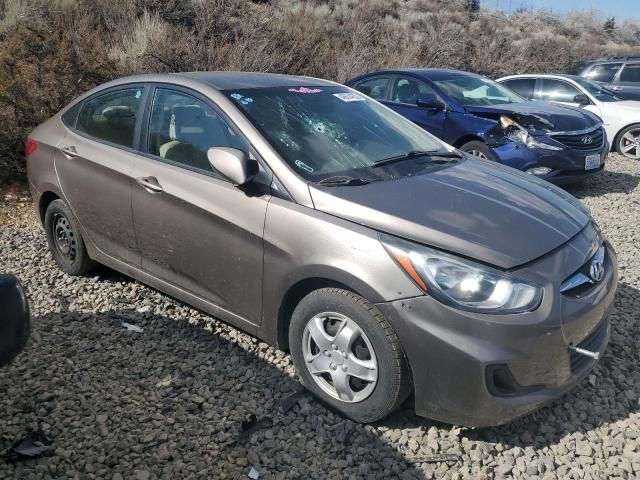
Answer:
[
  {"xmin": 396, "ymin": 83, "xmax": 419, "ymax": 102},
  {"xmin": 170, "ymin": 105, "xmax": 206, "ymax": 141}
]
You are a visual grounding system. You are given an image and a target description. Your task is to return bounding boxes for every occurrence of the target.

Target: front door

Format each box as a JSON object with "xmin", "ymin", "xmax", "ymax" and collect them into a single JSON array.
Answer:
[
  {"xmin": 385, "ymin": 76, "xmax": 445, "ymax": 138},
  {"xmin": 131, "ymin": 87, "xmax": 270, "ymax": 325},
  {"xmin": 55, "ymin": 86, "xmax": 146, "ymax": 264}
]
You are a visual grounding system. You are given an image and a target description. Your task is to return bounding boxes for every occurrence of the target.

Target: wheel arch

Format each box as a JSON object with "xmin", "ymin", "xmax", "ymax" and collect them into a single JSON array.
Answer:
[
  {"xmin": 275, "ymin": 269, "xmax": 385, "ymax": 351},
  {"xmin": 612, "ymin": 122, "xmax": 640, "ymax": 153},
  {"xmin": 38, "ymin": 190, "xmax": 61, "ymax": 224},
  {"xmin": 452, "ymin": 134, "xmax": 487, "ymax": 149}
]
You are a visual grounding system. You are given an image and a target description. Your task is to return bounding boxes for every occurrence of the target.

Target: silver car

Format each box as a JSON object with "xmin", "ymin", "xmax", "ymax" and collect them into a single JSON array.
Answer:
[{"xmin": 26, "ymin": 73, "xmax": 617, "ymax": 426}]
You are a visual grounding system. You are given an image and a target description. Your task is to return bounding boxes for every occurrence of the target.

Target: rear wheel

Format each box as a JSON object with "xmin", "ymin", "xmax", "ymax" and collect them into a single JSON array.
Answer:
[
  {"xmin": 289, "ymin": 288, "xmax": 410, "ymax": 423},
  {"xmin": 460, "ymin": 140, "xmax": 496, "ymax": 160},
  {"xmin": 44, "ymin": 199, "xmax": 94, "ymax": 275},
  {"xmin": 615, "ymin": 124, "xmax": 640, "ymax": 159}
]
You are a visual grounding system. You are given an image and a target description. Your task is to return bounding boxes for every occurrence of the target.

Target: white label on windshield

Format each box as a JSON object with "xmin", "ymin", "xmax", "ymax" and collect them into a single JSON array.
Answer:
[{"xmin": 333, "ymin": 92, "xmax": 365, "ymax": 102}]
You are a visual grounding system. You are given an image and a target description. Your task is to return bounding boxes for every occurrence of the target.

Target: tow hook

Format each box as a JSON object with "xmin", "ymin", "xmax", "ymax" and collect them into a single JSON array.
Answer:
[{"xmin": 569, "ymin": 345, "xmax": 600, "ymax": 360}]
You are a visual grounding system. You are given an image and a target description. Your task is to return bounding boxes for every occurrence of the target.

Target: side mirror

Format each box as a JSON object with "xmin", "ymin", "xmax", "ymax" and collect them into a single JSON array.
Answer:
[
  {"xmin": 416, "ymin": 97, "xmax": 445, "ymax": 110},
  {"xmin": 573, "ymin": 94, "xmax": 591, "ymax": 106},
  {"xmin": 207, "ymin": 147, "xmax": 258, "ymax": 186},
  {"xmin": 0, "ymin": 274, "xmax": 30, "ymax": 367}
]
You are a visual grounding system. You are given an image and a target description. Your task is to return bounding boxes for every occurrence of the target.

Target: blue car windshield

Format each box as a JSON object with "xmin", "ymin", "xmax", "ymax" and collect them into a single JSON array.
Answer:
[
  {"xmin": 225, "ymin": 86, "xmax": 448, "ymax": 181},
  {"xmin": 434, "ymin": 75, "xmax": 525, "ymax": 106},
  {"xmin": 574, "ymin": 77, "xmax": 622, "ymax": 102}
]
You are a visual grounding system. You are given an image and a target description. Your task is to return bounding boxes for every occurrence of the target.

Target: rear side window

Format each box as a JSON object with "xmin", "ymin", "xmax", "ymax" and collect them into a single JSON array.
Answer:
[
  {"xmin": 586, "ymin": 63, "xmax": 623, "ymax": 83},
  {"xmin": 77, "ymin": 88, "xmax": 143, "ymax": 148},
  {"xmin": 619, "ymin": 64, "xmax": 640, "ymax": 83},
  {"xmin": 501, "ymin": 78, "xmax": 536, "ymax": 100},
  {"xmin": 352, "ymin": 76, "xmax": 390, "ymax": 100}
]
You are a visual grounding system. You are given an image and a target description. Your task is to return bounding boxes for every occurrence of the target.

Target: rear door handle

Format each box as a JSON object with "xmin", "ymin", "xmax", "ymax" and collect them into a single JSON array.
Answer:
[
  {"xmin": 611, "ymin": 86, "xmax": 622, "ymax": 91},
  {"xmin": 60, "ymin": 146, "xmax": 79, "ymax": 158},
  {"xmin": 136, "ymin": 176, "xmax": 163, "ymax": 193}
]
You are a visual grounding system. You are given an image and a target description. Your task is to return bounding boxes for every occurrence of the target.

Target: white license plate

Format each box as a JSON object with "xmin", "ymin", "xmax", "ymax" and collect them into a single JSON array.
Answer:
[{"xmin": 585, "ymin": 154, "xmax": 601, "ymax": 170}]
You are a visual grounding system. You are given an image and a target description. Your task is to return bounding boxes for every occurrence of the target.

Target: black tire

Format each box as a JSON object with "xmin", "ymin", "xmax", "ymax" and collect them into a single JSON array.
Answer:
[
  {"xmin": 44, "ymin": 199, "xmax": 94, "ymax": 276},
  {"xmin": 459, "ymin": 140, "xmax": 496, "ymax": 161},
  {"xmin": 289, "ymin": 288, "xmax": 411, "ymax": 423},
  {"xmin": 615, "ymin": 124, "xmax": 640, "ymax": 159}
]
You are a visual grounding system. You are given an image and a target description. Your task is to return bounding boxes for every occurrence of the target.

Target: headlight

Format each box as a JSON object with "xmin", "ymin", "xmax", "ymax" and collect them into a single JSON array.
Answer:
[
  {"xmin": 500, "ymin": 115, "xmax": 562, "ymax": 151},
  {"xmin": 380, "ymin": 234, "xmax": 542, "ymax": 314}
]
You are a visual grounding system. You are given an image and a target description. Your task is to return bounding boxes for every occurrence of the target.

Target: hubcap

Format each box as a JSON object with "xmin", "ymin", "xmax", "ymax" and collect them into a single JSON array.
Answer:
[
  {"xmin": 52, "ymin": 213, "xmax": 76, "ymax": 261},
  {"xmin": 620, "ymin": 128, "xmax": 640, "ymax": 159},
  {"xmin": 301, "ymin": 312, "xmax": 378, "ymax": 403},
  {"xmin": 468, "ymin": 149, "xmax": 488, "ymax": 159}
]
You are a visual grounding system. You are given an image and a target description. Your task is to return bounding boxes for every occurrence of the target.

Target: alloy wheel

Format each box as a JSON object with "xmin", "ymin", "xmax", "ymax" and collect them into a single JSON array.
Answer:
[
  {"xmin": 620, "ymin": 127, "xmax": 640, "ymax": 159},
  {"xmin": 301, "ymin": 312, "xmax": 378, "ymax": 403},
  {"xmin": 468, "ymin": 149, "xmax": 488, "ymax": 159}
]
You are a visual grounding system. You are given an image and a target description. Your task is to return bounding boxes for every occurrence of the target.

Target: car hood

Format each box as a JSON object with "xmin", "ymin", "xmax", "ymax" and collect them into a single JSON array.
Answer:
[
  {"xmin": 309, "ymin": 159, "xmax": 591, "ymax": 269},
  {"xmin": 466, "ymin": 101, "xmax": 601, "ymax": 134}
]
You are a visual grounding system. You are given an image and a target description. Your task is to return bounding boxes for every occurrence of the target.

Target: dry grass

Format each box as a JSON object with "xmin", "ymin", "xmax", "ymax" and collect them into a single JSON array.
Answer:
[{"xmin": 0, "ymin": 0, "xmax": 639, "ymax": 184}]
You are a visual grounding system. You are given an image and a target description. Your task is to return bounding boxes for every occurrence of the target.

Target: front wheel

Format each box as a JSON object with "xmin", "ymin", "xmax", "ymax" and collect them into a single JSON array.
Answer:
[
  {"xmin": 289, "ymin": 288, "xmax": 411, "ymax": 423},
  {"xmin": 615, "ymin": 124, "xmax": 640, "ymax": 159},
  {"xmin": 459, "ymin": 140, "xmax": 496, "ymax": 161}
]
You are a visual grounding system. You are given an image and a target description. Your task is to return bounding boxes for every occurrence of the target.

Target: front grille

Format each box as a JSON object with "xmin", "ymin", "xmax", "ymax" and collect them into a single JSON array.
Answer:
[
  {"xmin": 550, "ymin": 127, "xmax": 604, "ymax": 151},
  {"xmin": 570, "ymin": 320, "xmax": 609, "ymax": 373}
]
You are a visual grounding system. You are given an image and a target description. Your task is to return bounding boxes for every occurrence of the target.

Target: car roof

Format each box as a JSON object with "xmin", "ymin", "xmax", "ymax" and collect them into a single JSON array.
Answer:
[
  {"xmin": 356, "ymin": 68, "xmax": 481, "ymax": 81},
  {"xmin": 103, "ymin": 72, "xmax": 336, "ymax": 90},
  {"xmin": 499, "ymin": 73, "xmax": 583, "ymax": 82}
]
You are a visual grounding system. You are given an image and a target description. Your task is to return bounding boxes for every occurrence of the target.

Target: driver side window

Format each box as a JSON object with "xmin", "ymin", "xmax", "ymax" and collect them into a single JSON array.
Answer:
[
  {"xmin": 147, "ymin": 88, "xmax": 246, "ymax": 173},
  {"xmin": 392, "ymin": 76, "xmax": 440, "ymax": 106}
]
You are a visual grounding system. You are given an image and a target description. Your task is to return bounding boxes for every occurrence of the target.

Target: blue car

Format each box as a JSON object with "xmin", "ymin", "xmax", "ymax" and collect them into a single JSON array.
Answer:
[{"xmin": 346, "ymin": 69, "xmax": 608, "ymax": 184}]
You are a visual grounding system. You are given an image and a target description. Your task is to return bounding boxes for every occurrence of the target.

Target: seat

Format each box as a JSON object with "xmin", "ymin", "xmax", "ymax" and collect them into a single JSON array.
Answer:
[
  {"xmin": 395, "ymin": 82, "xmax": 420, "ymax": 104},
  {"xmin": 160, "ymin": 105, "xmax": 232, "ymax": 171}
]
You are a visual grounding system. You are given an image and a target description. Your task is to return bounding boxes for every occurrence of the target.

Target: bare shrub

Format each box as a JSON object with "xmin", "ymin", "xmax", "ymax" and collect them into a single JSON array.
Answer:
[{"xmin": 1, "ymin": 0, "xmax": 639, "ymax": 184}]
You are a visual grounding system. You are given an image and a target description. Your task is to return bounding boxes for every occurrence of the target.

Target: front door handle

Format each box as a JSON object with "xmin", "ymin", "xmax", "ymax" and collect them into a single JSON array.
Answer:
[
  {"xmin": 611, "ymin": 86, "xmax": 622, "ymax": 91},
  {"xmin": 136, "ymin": 176, "xmax": 164, "ymax": 194},
  {"xmin": 60, "ymin": 146, "xmax": 79, "ymax": 158}
]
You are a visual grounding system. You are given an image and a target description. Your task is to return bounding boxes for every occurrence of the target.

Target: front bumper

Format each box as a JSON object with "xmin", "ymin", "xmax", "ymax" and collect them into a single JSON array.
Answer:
[
  {"xmin": 490, "ymin": 139, "xmax": 608, "ymax": 185},
  {"xmin": 377, "ymin": 229, "xmax": 618, "ymax": 427}
]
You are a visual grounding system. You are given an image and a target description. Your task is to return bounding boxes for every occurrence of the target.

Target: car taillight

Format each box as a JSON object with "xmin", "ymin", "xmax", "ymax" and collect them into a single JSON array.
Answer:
[{"xmin": 24, "ymin": 140, "xmax": 38, "ymax": 157}]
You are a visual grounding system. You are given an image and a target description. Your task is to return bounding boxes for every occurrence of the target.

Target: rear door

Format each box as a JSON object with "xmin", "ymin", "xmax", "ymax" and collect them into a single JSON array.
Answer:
[
  {"xmin": 131, "ymin": 85, "xmax": 270, "ymax": 326},
  {"xmin": 55, "ymin": 85, "xmax": 146, "ymax": 264},
  {"xmin": 611, "ymin": 63, "xmax": 640, "ymax": 101}
]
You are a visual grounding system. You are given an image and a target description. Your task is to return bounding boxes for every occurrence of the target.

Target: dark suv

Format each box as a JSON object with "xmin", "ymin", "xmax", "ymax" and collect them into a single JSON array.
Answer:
[{"xmin": 577, "ymin": 57, "xmax": 640, "ymax": 101}]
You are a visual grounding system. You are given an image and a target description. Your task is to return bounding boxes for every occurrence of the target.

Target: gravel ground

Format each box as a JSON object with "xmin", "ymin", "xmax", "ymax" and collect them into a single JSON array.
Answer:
[{"xmin": 0, "ymin": 153, "xmax": 639, "ymax": 480}]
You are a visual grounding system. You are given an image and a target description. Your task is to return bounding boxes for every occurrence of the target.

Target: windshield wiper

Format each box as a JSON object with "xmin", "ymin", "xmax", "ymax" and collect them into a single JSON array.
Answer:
[
  {"xmin": 372, "ymin": 150, "xmax": 461, "ymax": 168},
  {"xmin": 317, "ymin": 176, "xmax": 371, "ymax": 186}
]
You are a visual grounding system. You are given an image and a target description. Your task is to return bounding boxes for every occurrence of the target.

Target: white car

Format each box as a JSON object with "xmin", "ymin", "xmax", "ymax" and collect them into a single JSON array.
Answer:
[{"xmin": 497, "ymin": 74, "xmax": 640, "ymax": 160}]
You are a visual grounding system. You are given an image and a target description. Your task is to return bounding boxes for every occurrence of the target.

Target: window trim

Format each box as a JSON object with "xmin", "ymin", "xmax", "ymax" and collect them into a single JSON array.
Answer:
[
  {"xmin": 387, "ymin": 74, "xmax": 445, "ymax": 108},
  {"xmin": 70, "ymin": 83, "xmax": 150, "ymax": 153}
]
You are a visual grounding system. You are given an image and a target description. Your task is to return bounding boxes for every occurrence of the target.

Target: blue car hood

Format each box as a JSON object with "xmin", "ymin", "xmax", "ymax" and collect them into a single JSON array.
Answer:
[{"xmin": 466, "ymin": 101, "xmax": 601, "ymax": 135}]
